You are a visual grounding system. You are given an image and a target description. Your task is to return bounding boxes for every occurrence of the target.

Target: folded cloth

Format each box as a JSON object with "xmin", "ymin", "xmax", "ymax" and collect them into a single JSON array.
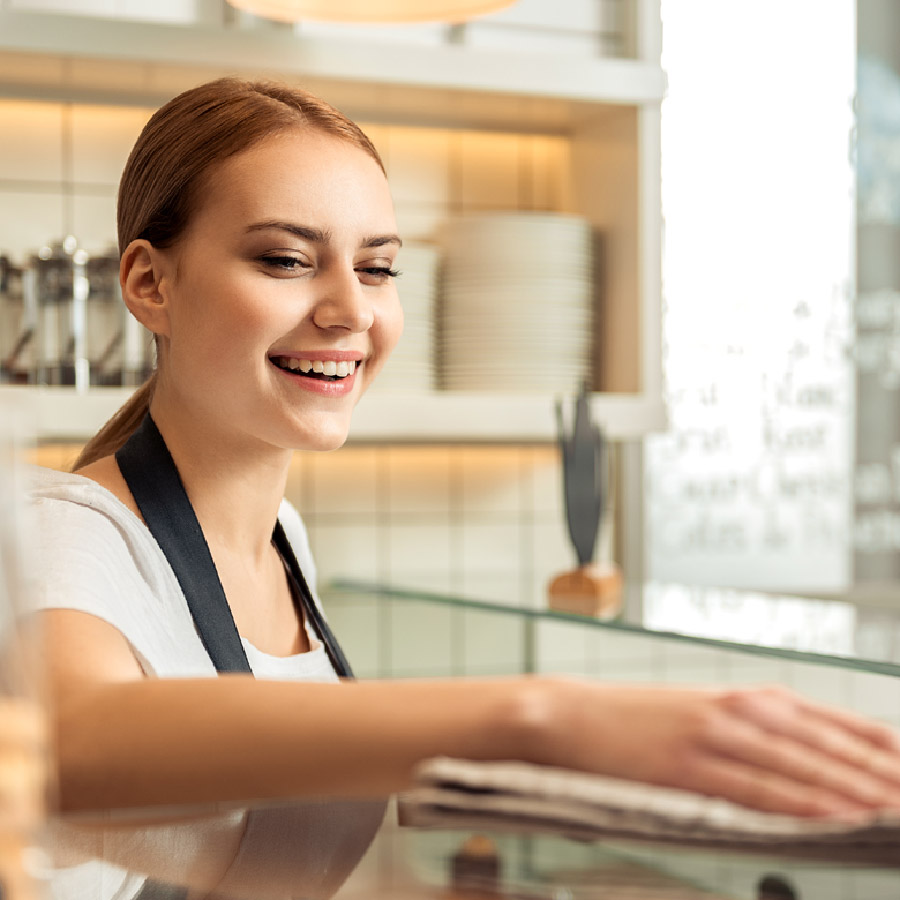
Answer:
[{"xmin": 398, "ymin": 758, "xmax": 900, "ymax": 867}]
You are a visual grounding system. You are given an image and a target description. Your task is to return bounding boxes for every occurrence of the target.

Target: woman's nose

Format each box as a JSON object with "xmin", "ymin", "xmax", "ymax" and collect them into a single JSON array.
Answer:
[{"xmin": 312, "ymin": 266, "xmax": 375, "ymax": 333}]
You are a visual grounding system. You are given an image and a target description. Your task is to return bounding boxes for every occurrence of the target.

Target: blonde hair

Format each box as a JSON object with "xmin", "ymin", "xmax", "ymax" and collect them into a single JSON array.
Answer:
[{"xmin": 74, "ymin": 77, "xmax": 384, "ymax": 470}]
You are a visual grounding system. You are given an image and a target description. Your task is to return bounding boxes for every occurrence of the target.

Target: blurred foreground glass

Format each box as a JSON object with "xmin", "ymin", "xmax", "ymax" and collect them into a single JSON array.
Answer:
[{"xmin": 0, "ymin": 405, "xmax": 48, "ymax": 899}]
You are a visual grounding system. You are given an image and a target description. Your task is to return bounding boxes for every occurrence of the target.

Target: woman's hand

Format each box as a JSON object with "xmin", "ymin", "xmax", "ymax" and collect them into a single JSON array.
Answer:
[{"xmin": 541, "ymin": 679, "xmax": 900, "ymax": 820}]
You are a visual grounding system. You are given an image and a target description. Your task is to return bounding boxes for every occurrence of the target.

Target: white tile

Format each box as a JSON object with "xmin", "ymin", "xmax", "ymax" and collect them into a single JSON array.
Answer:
[
  {"xmin": 458, "ymin": 446, "xmax": 526, "ymax": 515},
  {"xmin": 530, "ymin": 518, "xmax": 577, "ymax": 582},
  {"xmin": 659, "ymin": 640, "xmax": 731, "ymax": 679},
  {"xmin": 0, "ymin": 191, "xmax": 65, "ymax": 259},
  {"xmin": 461, "ymin": 608, "xmax": 526, "ymax": 675},
  {"xmin": 785, "ymin": 659, "xmax": 853, "ymax": 707},
  {"xmin": 307, "ymin": 447, "xmax": 379, "ymax": 516},
  {"xmin": 386, "ymin": 522, "xmax": 453, "ymax": 581},
  {"xmin": 525, "ymin": 445, "xmax": 564, "ymax": 512},
  {"xmin": 305, "ymin": 522, "xmax": 380, "ymax": 584},
  {"xmin": 385, "ymin": 127, "xmax": 451, "ymax": 208},
  {"xmin": 458, "ymin": 572, "xmax": 525, "ymax": 607},
  {"xmin": 70, "ymin": 105, "xmax": 150, "ymax": 186},
  {"xmin": 0, "ymin": 101, "xmax": 64, "ymax": 182},
  {"xmin": 70, "ymin": 192, "xmax": 117, "ymax": 253},
  {"xmin": 587, "ymin": 664, "xmax": 661, "ymax": 684},
  {"xmin": 536, "ymin": 617, "xmax": 589, "ymax": 674},
  {"xmin": 383, "ymin": 602, "xmax": 454, "ymax": 676},
  {"xmin": 460, "ymin": 518, "xmax": 522, "ymax": 575},
  {"xmin": 589, "ymin": 629, "xmax": 662, "ymax": 668},
  {"xmin": 384, "ymin": 447, "xmax": 452, "ymax": 515},
  {"xmin": 720, "ymin": 652, "xmax": 791, "ymax": 688},
  {"xmin": 847, "ymin": 669, "xmax": 900, "ymax": 721},
  {"xmin": 384, "ymin": 571, "xmax": 454, "ymax": 598},
  {"xmin": 457, "ymin": 131, "xmax": 524, "ymax": 212}
]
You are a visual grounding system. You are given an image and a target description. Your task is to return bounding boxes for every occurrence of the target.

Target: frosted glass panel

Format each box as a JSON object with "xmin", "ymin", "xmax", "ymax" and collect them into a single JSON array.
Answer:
[{"xmin": 646, "ymin": 0, "xmax": 855, "ymax": 592}]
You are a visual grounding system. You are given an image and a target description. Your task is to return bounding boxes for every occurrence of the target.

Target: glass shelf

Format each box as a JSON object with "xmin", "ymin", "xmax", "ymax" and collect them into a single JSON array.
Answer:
[{"xmin": 325, "ymin": 578, "xmax": 900, "ymax": 677}]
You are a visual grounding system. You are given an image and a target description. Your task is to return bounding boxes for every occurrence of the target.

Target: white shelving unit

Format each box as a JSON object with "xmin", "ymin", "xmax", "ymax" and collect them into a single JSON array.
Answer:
[
  {"xmin": 0, "ymin": 0, "xmax": 666, "ymax": 445},
  {"xmin": 0, "ymin": 385, "xmax": 665, "ymax": 443}
]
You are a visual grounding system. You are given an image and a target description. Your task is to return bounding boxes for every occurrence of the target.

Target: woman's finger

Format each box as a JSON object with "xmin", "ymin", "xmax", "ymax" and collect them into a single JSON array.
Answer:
[
  {"xmin": 717, "ymin": 688, "xmax": 900, "ymax": 798},
  {"xmin": 795, "ymin": 692, "xmax": 900, "ymax": 753},
  {"xmin": 701, "ymin": 712, "xmax": 900, "ymax": 810},
  {"xmin": 676, "ymin": 752, "xmax": 872, "ymax": 820}
]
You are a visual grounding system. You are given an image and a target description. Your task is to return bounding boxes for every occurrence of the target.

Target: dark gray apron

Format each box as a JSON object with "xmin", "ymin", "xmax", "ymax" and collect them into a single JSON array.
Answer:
[{"xmin": 115, "ymin": 414, "xmax": 378, "ymax": 900}]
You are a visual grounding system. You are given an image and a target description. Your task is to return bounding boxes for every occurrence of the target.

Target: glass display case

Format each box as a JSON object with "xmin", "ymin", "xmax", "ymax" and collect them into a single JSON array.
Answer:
[{"xmin": 324, "ymin": 580, "xmax": 900, "ymax": 900}]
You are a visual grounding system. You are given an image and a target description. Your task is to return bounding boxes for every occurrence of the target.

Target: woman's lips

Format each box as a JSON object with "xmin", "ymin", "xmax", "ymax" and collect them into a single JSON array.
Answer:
[{"xmin": 269, "ymin": 357, "xmax": 360, "ymax": 396}]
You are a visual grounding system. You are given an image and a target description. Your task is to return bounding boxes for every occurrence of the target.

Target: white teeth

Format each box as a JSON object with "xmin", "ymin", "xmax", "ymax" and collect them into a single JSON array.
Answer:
[{"xmin": 272, "ymin": 356, "xmax": 358, "ymax": 377}]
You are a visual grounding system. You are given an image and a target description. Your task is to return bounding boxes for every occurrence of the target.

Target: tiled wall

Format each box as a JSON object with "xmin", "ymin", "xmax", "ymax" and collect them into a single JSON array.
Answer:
[{"xmin": 0, "ymin": 99, "xmax": 573, "ymax": 259}]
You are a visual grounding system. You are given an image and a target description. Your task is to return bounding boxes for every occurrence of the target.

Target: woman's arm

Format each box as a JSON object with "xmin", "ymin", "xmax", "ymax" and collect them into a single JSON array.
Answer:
[{"xmin": 40, "ymin": 609, "xmax": 900, "ymax": 820}]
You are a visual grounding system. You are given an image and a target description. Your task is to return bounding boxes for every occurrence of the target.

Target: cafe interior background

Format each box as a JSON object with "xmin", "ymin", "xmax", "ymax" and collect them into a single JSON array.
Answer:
[{"xmin": 3, "ymin": 0, "xmax": 900, "ymax": 895}]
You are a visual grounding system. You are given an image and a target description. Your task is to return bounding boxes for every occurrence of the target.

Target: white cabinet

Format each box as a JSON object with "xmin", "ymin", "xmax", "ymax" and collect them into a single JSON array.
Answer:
[{"xmin": 0, "ymin": 0, "xmax": 665, "ymax": 443}]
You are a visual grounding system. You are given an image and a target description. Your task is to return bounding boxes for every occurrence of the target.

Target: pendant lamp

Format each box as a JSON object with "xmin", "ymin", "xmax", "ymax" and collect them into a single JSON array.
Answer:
[{"xmin": 225, "ymin": 0, "xmax": 517, "ymax": 24}]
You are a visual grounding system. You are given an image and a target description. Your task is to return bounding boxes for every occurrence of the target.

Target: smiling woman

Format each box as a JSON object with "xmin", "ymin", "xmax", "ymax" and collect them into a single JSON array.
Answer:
[{"xmin": 21, "ymin": 78, "xmax": 900, "ymax": 900}]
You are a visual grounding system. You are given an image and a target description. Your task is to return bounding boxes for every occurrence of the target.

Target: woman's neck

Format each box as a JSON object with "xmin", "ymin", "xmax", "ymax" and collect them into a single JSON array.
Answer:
[{"xmin": 147, "ymin": 396, "xmax": 293, "ymax": 561}]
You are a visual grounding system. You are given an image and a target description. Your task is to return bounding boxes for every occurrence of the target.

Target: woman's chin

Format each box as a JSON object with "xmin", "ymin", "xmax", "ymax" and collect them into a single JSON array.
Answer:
[{"xmin": 286, "ymin": 417, "xmax": 353, "ymax": 453}]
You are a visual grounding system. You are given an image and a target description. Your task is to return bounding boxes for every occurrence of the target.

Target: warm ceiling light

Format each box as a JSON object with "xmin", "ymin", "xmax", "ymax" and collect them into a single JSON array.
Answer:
[{"xmin": 226, "ymin": 0, "xmax": 518, "ymax": 24}]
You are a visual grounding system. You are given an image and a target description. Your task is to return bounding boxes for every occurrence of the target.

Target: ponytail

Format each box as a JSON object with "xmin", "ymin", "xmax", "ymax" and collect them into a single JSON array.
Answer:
[{"xmin": 72, "ymin": 372, "xmax": 156, "ymax": 471}]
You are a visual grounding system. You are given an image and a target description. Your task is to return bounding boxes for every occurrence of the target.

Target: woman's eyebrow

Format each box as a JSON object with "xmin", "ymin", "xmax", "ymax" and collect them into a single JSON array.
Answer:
[
  {"xmin": 245, "ymin": 221, "xmax": 331, "ymax": 243},
  {"xmin": 244, "ymin": 222, "xmax": 401, "ymax": 250},
  {"xmin": 361, "ymin": 234, "xmax": 403, "ymax": 249}
]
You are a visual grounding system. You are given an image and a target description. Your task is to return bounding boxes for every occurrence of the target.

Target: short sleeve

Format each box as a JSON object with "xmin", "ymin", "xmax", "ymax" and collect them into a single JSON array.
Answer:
[{"xmin": 27, "ymin": 493, "xmax": 215, "ymax": 678}]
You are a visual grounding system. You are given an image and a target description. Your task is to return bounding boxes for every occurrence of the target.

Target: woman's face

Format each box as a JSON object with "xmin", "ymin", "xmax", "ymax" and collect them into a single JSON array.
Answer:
[{"xmin": 153, "ymin": 128, "xmax": 402, "ymax": 452}]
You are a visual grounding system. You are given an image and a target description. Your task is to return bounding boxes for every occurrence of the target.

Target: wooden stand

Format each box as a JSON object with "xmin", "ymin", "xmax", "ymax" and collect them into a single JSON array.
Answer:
[{"xmin": 547, "ymin": 563, "xmax": 622, "ymax": 619}]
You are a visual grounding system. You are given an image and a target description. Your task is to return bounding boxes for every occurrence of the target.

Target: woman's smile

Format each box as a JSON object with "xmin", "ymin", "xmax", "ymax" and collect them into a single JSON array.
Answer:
[{"xmin": 268, "ymin": 353, "xmax": 363, "ymax": 396}]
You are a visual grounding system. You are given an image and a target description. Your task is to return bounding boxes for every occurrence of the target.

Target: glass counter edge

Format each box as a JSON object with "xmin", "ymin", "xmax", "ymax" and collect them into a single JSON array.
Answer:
[{"xmin": 324, "ymin": 578, "xmax": 900, "ymax": 678}]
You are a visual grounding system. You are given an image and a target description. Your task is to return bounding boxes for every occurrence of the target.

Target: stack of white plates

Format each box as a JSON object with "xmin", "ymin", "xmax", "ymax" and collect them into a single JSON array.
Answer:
[
  {"xmin": 371, "ymin": 243, "xmax": 437, "ymax": 393},
  {"xmin": 438, "ymin": 213, "xmax": 594, "ymax": 393}
]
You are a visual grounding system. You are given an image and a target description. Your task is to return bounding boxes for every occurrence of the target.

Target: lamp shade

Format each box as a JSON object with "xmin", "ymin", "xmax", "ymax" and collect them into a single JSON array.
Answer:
[{"xmin": 226, "ymin": 0, "xmax": 517, "ymax": 24}]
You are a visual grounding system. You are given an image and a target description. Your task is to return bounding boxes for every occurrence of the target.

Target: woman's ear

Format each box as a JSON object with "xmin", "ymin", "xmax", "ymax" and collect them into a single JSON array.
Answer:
[{"xmin": 120, "ymin": 239, "xmax": 174, "ymax": 337}]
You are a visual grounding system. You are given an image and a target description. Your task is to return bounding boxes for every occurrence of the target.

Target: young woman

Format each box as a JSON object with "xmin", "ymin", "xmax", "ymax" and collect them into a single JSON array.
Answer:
[{"xmin": 28, "ymin": 78, "xmax": 900, "ymax": 899}]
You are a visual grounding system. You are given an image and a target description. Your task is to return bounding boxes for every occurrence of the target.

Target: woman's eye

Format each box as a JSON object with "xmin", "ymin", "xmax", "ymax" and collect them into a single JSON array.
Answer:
[
  {"xmin": 357, "ymin": 266, "xmax": 401, "ymax": 283},
  {"xmin": 259, "ymin": 255, "xmax": 310, "ymax": 274}
]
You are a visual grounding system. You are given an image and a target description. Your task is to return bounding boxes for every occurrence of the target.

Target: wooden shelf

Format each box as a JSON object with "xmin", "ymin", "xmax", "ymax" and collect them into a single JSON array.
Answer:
[{"xmin": 0, "ymin": 386, "xmax": 666, "ymax": 444}]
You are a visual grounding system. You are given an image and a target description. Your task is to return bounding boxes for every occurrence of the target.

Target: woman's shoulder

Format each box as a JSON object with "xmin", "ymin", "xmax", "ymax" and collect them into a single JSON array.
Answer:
[
  {"xmin": 27, "ymin": 463, "xmax": 156, "ymax": 583},
  {"xmin": 29, "ymin": 460, "xmax": 140, "ymax": 526}
]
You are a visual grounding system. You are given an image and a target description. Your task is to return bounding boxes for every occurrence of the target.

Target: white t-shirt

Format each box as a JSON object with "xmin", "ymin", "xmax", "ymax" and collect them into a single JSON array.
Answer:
[{"xmin": 27, "ymin": 466, "xmax": 385, "ymax": 900}]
